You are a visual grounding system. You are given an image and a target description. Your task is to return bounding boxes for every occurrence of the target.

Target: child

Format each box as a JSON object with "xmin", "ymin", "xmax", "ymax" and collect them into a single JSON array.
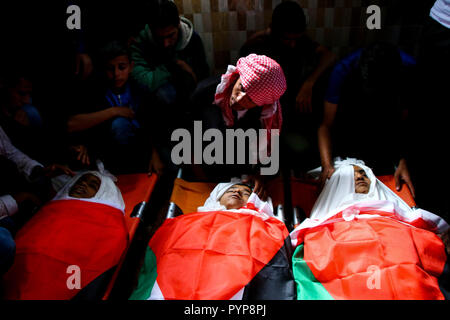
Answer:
[
  {"xmin": 67, "ymin": 40, "xmax": 155, "ymax": 174},
  {"xmin": 0, "ymin": 72, "xmax": 45, "ymax": 160}
]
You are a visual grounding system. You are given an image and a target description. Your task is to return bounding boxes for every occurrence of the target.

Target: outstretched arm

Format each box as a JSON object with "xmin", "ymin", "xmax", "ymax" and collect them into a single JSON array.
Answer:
[
  {"xmin": 318, "ymin": 101, "xmax": 338, "ymax": 188},
  {"xmin": 67, "ymin": 107, "xmax": 134, "ymax": 133},
  {"xmin": 296, "ymin": 45, "xmax": 336, "ymax": 113}
]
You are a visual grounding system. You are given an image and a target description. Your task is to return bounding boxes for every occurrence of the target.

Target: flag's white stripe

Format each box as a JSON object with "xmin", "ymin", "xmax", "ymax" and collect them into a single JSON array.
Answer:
[
  {"xmin": 149, "ymin": 280, "xmax": 165, "ymax": 300},
  {"xmin": 229, "ymin": 287, "xmax": 245, "ymax": 300}
]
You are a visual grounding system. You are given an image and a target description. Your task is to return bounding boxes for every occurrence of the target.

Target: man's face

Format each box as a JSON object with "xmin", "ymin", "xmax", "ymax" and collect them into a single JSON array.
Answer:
[
  {"xmin": 353, "ymin": 166, "xmax": 371, "ymax": 194},
  {"xmin": 9, "ymin": 77, "xmax": 32, "ymax": 109},
  {"xmin": 68, "ymin": 174, "xmax": 101, "ymax": 199},
  {"xmin": 219, "ymin": 184, "xmax": 252, "ymax": 210},
  {"xmin": 278, "ymin": 32, "xmax": 305, "ymax": 50},
  {"xmin": 229, "ymin": 78, "xmax": 258, "ymax": 111},
  {"xmin": 153, "ymin": 25, "xmax": 179, "ymax": 51},
  {"xmin": 105, "ymin": 55, "xmax": 133, "ymax": 90}
]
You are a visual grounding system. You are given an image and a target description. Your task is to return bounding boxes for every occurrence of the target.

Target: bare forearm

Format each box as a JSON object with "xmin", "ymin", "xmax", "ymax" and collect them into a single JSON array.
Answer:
[
  {"xmin": 318, "ymin": 123, "xmax": 333, "ymax": 168},
  {"xmin": 67, "ymin": 108, "xmax": 116, "ymax": 133},
  {"xmin": 307, "ymin": 46, "xmax": 336, "ymax": 84}
]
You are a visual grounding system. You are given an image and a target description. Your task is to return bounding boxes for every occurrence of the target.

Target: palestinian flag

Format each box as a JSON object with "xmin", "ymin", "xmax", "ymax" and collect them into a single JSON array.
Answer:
[
  {"xmin": 290, "ymin": 201, "xmax": 450, "ymax": 300},
  {"xmin": 130, "ymin": 209, "xmax": 296, "ymax": 300},
  {"xmin": 2, "ymin": 200, "xmax": 129, "ymax": 300}
]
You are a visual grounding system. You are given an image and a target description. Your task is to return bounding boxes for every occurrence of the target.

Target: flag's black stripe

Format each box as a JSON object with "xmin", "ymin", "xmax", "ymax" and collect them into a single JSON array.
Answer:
[
  {"xmin": 242, "ymin": 236, "xmax": 296, "ymax": 300},
  {"xmin": 438, "ymin": 253, "xmax": 450, "ymax": 300},
  {"xmin": 72, "ymin": 266, "xmax": 117, "ymax": 301}
]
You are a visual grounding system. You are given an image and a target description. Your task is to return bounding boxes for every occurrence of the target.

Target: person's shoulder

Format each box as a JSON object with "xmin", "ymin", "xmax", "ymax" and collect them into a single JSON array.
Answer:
[
  {"xmin": 244, "ymin": 30, "xmax": 270, "ymax": 47},
  {"xmin": 300, "ymin": 34, "xmax": 320, "ymax": 47},
  {"xmin": 333, "ymin": 49, "xmax": 362, "ymax": 73},
  {"xmin": 191, "ymin": 75, "xmax": 221, "ymax": 104},
  {"xmin": 130, "ymin": 25, "xmax": 153, "ymax": 49},
  {"xmin": 343, "ymin": 48, "xmax": 363, "ymax": 64},
  {"xmin": 189, "ymin": 31, "xmax": 206, "ymax": 46},
  {"xmin": 247, "ymin": 30, "xmax": 270, "ymax": 42},
  {"xmin": 398, "ymin": 50, "xmax": 416, "ymax": 66},
  {"xmin": 240, "ymin": 30, "xmax": 272, "ymax": 57}
]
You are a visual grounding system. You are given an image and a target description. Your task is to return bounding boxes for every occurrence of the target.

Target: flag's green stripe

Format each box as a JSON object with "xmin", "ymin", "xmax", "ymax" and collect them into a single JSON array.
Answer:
[
  {"xmin": 129, "ymin": 246, "xmax": 158, "ymax": 300},
  {"xmin": 293, "ymin": 244, "xmax": 334, "ymax": 300}
]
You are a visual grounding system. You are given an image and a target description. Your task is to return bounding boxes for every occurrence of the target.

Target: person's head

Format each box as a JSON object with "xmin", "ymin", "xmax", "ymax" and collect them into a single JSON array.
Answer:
[
  {"xmin": 229, "ymin": 54, "xmax": 287, "ymax": 111},
  {"xmin": 271, "ymin": 1, "xmax": 307, "ymax": 49},
  {"xmin": 0, "ymin": 72, "xmax": 33, "ymax": 112},
  {"xmin": 229, "ymin": 77, "xmax": 258, "ymax": 111},
  {"xmin": 359, "ymin": 42, "xmax": 402, "ymax": 94},
  {"xmin": 148, "ymin": 0, "xmax": 181, "ymax": 51},
  {"xmin": 353, "ymin": 165, "xmax": 371, "ymax": 194},
  {"xmin": 68, "ymin": 173, "xmax": 101, "ymax": 199},
  {"xmin": 219, "ymin": 184, "xmax": 252, "ymax": 210},
  {"xmin": 100, "ymin": 41, "xmax": 134, "ymax": 90}
]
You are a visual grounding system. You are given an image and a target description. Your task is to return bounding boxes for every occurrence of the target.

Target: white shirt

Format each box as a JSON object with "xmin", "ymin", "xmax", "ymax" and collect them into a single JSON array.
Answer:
[
  {"xmin": 0, "ymin": 126, "xmax": 42, "ymax": 219},
  {"xmin": 430, "ymin": 0, "xmax": 450, "ymax": 28}
]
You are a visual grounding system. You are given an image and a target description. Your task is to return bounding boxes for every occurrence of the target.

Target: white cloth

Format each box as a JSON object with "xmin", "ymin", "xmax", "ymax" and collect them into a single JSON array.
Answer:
[
  {"xmin": 0, "ymin": 125, "xmax": 42, "ymax": 219},
  {"xmin": 430, "ymin": 0, "xmax": 450, "ymax": 29},
  {"xmin": 302, "ymin": 158, "xmax": 449, "ymax": 234},
  {"xmin": 197, "ymin": 178, "xmax": 274, "ymax": 218},
  {"xmin": 52, "ymin": 165, "xmax": 125, "ymax": 213},
  {"xmin": 0, "ymin": 195, "xmax": 18, "ymax": 220}
]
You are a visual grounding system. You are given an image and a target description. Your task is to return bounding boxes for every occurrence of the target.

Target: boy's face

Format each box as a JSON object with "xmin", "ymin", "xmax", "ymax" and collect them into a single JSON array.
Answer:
[
  {"xmin": 219, "ymin": 184, "xmax": 252, "ymax": 210},
  {"xmin": 105, "ymin": 55, "xmax": 134, "ymax": 90},
  {"xmin": 69, "ymin": 174, "xmax": 101, "ymax": 199}
]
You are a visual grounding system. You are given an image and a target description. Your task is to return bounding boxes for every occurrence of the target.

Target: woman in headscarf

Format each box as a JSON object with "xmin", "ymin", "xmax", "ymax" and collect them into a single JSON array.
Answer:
[
  {"xmin": 130, "ymin": 179, "xmax": 296, "ymax": 300},
  {"xmin": 290, "ymin": 158, "xmax": 450, "ymax": 300},
  {"xmin": 2, "ymin": 167, "xmax": 128, "ymax": 300}
]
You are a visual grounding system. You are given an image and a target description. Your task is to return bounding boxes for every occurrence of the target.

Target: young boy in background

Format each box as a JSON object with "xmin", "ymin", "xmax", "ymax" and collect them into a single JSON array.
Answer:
[{"xmin": 66, "ymin": 40, "xmax": 161, "ymax": 174}]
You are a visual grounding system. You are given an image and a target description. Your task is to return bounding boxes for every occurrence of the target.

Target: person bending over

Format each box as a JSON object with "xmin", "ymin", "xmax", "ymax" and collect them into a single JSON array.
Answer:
[{"xmin": 191, "ymin": 54, "xmax": 287, "ymax": 199}]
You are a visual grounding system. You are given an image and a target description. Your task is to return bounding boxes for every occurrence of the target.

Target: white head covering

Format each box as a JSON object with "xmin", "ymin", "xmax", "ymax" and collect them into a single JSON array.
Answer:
[
  {"xmin": 197, "ymin": 178, "xmax": 274, "ymax": 217},
  {"xmin": 303, "ymin": 157, "xmax": 449, "ymax": 233},
  {"xmin": 52, "ymin": 162, "xmax": 125, "ymax": 213}
]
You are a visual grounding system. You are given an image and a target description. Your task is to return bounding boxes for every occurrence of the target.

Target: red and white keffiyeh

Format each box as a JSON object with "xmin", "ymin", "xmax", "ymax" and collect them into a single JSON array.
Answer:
[{"xmin": 213, "ymin": 54, "xmax": 287, "ymax": 133}]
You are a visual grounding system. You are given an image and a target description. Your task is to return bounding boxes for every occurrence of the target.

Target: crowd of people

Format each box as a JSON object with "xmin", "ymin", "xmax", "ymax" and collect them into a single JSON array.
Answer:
[{"xmin": 0, "ymin": 0, "xmax": 449, "ymax": 298}]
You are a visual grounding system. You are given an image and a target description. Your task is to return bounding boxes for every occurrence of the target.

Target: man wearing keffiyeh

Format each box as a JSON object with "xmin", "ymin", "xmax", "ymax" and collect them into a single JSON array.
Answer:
[
  {"xmin": 190, "ymin": 54, "xmax": 287, "ymax": 200},
  {"xmin": 213, "ymin": 54, "xmax": 287, "ymax": 137}
]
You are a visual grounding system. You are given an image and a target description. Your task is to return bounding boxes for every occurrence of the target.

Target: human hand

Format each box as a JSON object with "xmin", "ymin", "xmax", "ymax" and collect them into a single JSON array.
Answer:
[
  {"xmin": 175, "ymin": 59, "xmax": 197, "ymax": 82},
  {"xmin": 43, "ymin": 164, "xmax": 76, "ymax": 178},
  {"xmin": 75, "ymin": 53, "xmax": 93, "ymax": 80},
  {"xmin": 71, "ymin": 144, "xmax": 90, "ymax": 166},
  {"xmin": 296, "ymin": 81, "xmax": 314, "ymax": 113},
  {"xmin": 318, "ymin": 164, "xmax": 335, "ymax": 191},
  {"xmin": 242, "ymin": 174, "xmax": 268, "ymax": 201},
  {"xmin": 394, "ymin": 158, "xmax": 415, "ymax": 198},
  {"xmin": 148, "ymin": 148, "xmax": 165, "ymax": 176},
  {"xmin": 14, "ymin": 109, "xmax": 30, "ymax": 127},
  {"xmin": 112, "ymin": 107, "xmax": 135, "ymax": 119}
]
